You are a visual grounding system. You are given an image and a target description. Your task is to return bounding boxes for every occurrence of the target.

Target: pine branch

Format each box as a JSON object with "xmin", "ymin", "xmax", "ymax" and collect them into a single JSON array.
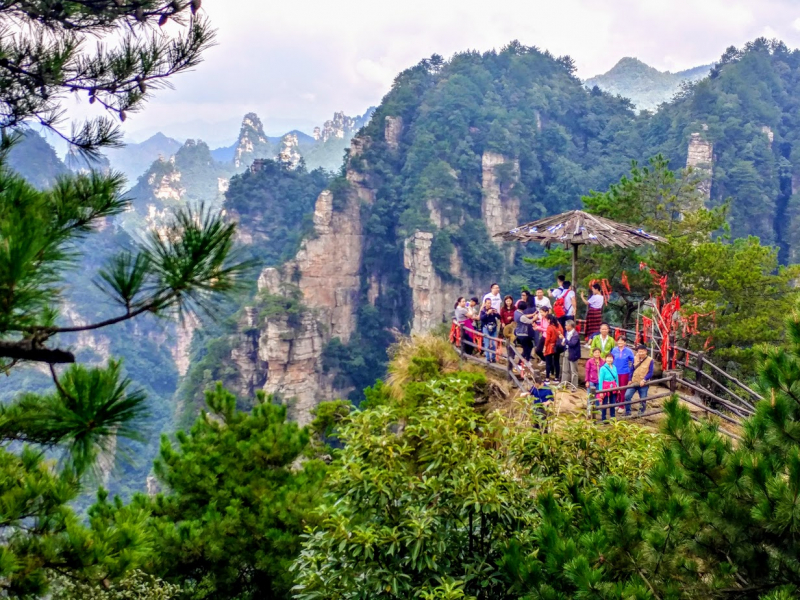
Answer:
[
  {"xmin": 0, "ymin": 7, "xmax": 215, "ymax": 153},
  {"xmin": 0, "ymin": 339, "xmax": 74, "ymax": 362}
]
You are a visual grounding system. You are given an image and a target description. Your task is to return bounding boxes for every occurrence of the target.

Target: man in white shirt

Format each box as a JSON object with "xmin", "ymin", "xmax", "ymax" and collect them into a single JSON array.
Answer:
[
  {"xmin": 549, "ymin": 275, "xmax": 566, "ymax": 300},
  {"xmin": 534, "ymin": 288, "xmax": 551, "ymax": 310},
  {"xmin": 482, "ymin": 283, "xmax": 502, "ymax": 312},
  {"xmin": 560, "ymin": 280, "xmax": 576, "ymax": 328}
]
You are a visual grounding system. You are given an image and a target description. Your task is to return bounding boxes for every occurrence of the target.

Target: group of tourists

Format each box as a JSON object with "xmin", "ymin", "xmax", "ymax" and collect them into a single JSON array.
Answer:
[{"xmin": 453, "ymin": 276, "xmax": 654, "ymax": 422}]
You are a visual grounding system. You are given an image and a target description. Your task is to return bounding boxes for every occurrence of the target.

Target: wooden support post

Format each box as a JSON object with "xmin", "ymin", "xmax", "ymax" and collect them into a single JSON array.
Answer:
[
  {"xmin": 571, "ymin": 244, "xmax": 579, "ymax": 289},
  {"xmin": 669, "ymin": 373, "xmax": 677, "ymax": 395},
  {"xmin": 696, "ymin": 351, "xmax": 705, "ymax": 384}
]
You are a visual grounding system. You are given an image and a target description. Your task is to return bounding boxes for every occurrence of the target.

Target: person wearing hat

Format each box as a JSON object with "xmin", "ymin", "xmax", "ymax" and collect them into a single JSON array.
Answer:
[{"xmin": 625, "ymin": 344, "xmax": 654, "ymax": 415}]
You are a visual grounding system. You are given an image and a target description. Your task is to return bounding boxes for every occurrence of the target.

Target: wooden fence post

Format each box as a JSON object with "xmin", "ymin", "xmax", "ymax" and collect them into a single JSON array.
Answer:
[{"xmin": 669, "ymin": 373, "xmax": 677, "ymax": 395}]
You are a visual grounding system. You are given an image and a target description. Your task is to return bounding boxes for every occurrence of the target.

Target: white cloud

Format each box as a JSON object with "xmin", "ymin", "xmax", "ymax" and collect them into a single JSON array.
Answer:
[{"xmin": 60, "ymin": 0, "xmax": 800, "ymax": 146}]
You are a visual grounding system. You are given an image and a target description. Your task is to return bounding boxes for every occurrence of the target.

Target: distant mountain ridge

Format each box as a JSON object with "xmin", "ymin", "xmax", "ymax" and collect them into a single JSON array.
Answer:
[
  {"xmin": 585, "ymin": 57, "xmax": 712, "ymax": 112},
  {"xmin": 104, "ymin": 132, "xmax": 183, "ymax": 182}
]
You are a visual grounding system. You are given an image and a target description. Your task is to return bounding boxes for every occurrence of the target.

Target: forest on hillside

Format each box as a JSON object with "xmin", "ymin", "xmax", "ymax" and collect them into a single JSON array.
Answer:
[{"xmin": 291, "ymin": 38, "xmax": 800, "ymax": 396}]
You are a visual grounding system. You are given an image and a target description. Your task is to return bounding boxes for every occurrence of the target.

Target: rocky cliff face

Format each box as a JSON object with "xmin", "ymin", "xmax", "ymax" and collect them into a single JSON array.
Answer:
[
  {"xmin": 278, "ymin": 133, "xmax": 302, "ymax": 169},
  {"xmin": 481, "ymin": 151, "xmax": 521, "ymax": 251},
  {"xmin": 686, "ymin": 131, "xmax": 713, "ymax": 201},
  {"xmin": 231, "ymin": 186, "xmax": 364, "ymax": 424},
  {"xmin": 313, "ymin": 111, "xmax": 357, "ymax": 143},
  {"xmin": 150, "ymin": 159, "xmax": 185, "ymax": 201},
  {"xmin": 404, "ymin": 232, "xmax": 474, "ymax": 334},
  {"xmin": 234, "ymin": 113, "xmax": 273, "ymax": 169},
  {"xmin": 384, "ymin": 116, "xmax": 403, "ymax": 150},
  {"xmin": 221, "ymin": 114, "xmax": 520, "ymax": 416},
  {"xmin": 313, "ymin": 109, "xmax": 376, "ymax": 143}
]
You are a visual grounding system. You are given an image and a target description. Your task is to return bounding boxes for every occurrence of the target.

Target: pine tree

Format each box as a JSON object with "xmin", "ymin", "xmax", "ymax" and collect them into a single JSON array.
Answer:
[
  {"xmin": 98, "ymin": 384, "xmax": 328, "ymax": 600},
  {"xmin": 0, "ymin": 3, "xmax": 248, "ymax": 596},
  {"xmin": 0, "ymin": 0, "xmax": 213, "ymax": 153}
]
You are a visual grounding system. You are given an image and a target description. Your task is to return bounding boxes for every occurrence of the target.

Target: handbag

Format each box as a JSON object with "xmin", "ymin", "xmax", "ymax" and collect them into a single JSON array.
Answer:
[{"xmin": 598, "ymin": 379, "xmax": 616, "ymax": 401}]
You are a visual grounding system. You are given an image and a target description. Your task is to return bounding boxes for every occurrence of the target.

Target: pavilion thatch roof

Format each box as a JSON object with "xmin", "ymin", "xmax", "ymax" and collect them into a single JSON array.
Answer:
[{"xmin": 494, "ymin": 210, "xmax": 666, "ymax": 249}]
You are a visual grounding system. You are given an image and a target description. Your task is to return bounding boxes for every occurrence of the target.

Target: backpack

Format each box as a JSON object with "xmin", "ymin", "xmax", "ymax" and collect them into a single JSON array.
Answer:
[{"xmin": 553, "ymin": 294, "xmax": 566, "ymax": 318}]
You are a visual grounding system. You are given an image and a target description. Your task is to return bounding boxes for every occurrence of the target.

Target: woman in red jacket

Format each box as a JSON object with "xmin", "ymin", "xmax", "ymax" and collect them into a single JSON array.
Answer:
[
  {"xmin": 543, "ymin": 317, "xmax": 564, "ymax": 385},
  {"xmin": 499, "ymin": 295, "xmax": 516, "ymax": 340}
]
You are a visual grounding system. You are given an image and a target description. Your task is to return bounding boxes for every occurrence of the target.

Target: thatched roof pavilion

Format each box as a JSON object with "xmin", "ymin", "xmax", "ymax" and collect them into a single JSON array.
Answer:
[{"xmin": 495, "ymin": 210, "xmax": 666, "ymax": 285}]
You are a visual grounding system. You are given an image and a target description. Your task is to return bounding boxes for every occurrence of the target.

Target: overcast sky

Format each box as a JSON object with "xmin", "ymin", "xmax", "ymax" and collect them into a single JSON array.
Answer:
[{"xmin": 74, "ymin": 0, "xmax": 800, "ymax": 146}]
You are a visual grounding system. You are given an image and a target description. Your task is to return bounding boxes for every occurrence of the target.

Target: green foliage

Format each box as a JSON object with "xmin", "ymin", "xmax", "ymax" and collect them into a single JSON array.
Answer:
[
  {"xmin": 51, "ymin": 571, "xmax": 181, "ymax": 600},
  {"xmin": 2, "ymin": 360, "xmax": 148, "ymax": 474},
  {"xmin": 510, "ymin": 416, "xmax": 661, "ymax": 493},
  {"xmin": 292, "ymin": 374, "xmax": 538, "ymax": 599},
  {"xmin": 293, "ymin": 336, "xmax": 661, "ymax": 599},
  {"xmin": 257, "ymin": 284, "xmax": 304, "ymax": 329},
  {"xmin": 644, "ymin": 39, "xmax": 800, "ymax": 261},
  {"xmin": 224, "ymin": 159, "xmax": 330, "ymax": 264},
  {"xmin": 108, "ymin": 384, "xmax": 326, "ymax": 600},
  {"xmin": 0, "ymin": 439, "xmax": 153, "ymax": 597},
  {"xmin": 576, "ymin": 156, "xmax": 799, "ymax": 370}
]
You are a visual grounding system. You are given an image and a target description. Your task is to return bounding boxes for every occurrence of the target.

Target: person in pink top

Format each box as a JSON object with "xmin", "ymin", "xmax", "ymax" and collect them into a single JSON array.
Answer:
[
  {"xmin": 534, "ymin": 306, "xmax": 551, "ymax": 363},
  {"xmin": 585, "ymin": 347, "xmax": 603, "ymax": 418}
]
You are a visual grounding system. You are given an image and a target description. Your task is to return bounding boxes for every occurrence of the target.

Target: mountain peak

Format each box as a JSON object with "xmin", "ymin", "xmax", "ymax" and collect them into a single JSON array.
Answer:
[
  {"xmin": 234, "ymin": 112, "xmax": 272, "ymax": 169},
  {"xmin": 585, "ymin": 57, "xmax": 711, "ymax": 112},
  {"xmin": 605, "ymin": 57, "xmax": 663, "ymax": 76}
]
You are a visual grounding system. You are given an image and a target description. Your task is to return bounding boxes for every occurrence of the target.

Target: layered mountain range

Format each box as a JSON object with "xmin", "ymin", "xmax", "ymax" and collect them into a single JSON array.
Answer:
[
  {"xmin": 188, "ymin": 38, "xmax": 799, "ymax": 428},
  {"xmin": 5, "ymin": 38, "xmax": 800, "ymax": 493}
]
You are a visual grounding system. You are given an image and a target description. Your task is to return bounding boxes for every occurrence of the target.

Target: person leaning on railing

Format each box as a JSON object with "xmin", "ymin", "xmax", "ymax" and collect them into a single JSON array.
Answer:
[
  {"xmin": 453, "ymin": 297, "xmax": 476, "ymax": 355},
  {"xmin": 625, "ymin": 344, "xmax": 654, "ymax": 416}
]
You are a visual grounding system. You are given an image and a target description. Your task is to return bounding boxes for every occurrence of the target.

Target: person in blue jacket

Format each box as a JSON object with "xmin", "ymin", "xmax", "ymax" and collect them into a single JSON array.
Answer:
[
  {"xmin": 611, "ymin": 337, "xmax": 635, "ymax": 415},
  {"xmin": 598, "ymin": 353, "xmax": 619, "ymax": 422}
]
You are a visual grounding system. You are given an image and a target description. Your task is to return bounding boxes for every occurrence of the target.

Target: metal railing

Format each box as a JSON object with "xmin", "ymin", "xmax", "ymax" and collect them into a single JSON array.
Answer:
[
  {"xmin": 451, "ymin": 319, "xmax": 758, "ymax": 437},
  {"xmin": 453, "ymin": 322, "xmax": 538, "ymax": 395},
  {"xmin": 594, "ymin": 322, "xmax": 762, "ymax": 416}
]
